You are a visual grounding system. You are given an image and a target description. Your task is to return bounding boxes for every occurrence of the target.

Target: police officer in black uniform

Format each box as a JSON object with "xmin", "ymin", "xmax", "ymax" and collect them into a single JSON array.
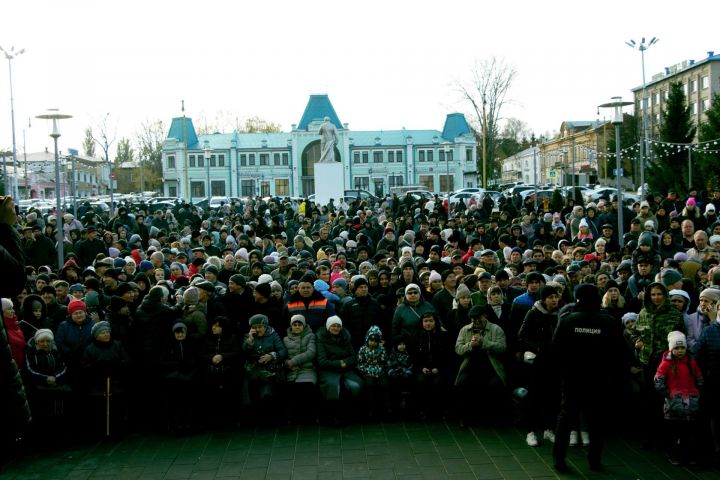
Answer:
[{"xmin": 550, "ymin": 284, "xmax": 627, "ymax": 473}]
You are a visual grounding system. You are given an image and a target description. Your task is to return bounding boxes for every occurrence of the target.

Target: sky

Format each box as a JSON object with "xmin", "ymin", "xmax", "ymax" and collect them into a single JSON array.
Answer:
[{"xmin": 0, "ymin": 0, "xmax": 718, "ymax": 158}]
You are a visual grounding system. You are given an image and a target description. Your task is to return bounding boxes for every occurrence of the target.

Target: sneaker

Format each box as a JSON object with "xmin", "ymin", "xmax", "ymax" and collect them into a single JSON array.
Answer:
[
  {"xmin": 526, "ymin": 431, "xmax": 539, "ymax": 447},
  {"xmin": 543, "ymin": 429, "xmax": 556, "ymax": 443},
  {"xmin": 569, "ymin": 431, "xmax": 579, "ymax": 446},
  {"xmin": 581, "ymin": 431, "xmax": 590, "ymax": 446}
]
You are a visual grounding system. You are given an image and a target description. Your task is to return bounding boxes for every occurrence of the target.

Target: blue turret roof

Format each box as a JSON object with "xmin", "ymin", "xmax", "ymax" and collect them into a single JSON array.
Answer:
[
  {"xmin": 297, "ymin": 95, "xmax": 343, "ymax": 130},
  {"xmin": 167, "ymin": 117, "xmax": 199, "ymax": 148},
  {"xmin": 442, "ymin": 113, "xmax": 472, "ymax": 140}
]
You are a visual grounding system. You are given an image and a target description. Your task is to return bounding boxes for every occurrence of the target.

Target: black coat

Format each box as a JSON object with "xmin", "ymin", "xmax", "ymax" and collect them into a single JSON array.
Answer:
[{"xmin": 337, "ymin": 294, "xmax": 384, "ymax": 351}]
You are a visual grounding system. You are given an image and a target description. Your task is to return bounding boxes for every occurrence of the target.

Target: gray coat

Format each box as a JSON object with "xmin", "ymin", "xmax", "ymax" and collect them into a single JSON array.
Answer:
[{"xmin": 283, "ymin": 326, "xmax": 317, "ymax": 384}]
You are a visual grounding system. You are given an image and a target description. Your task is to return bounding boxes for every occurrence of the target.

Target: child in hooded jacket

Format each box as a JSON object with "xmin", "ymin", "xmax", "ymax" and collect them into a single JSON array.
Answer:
[
  {"xmin": 654, "ymin": 331, "xmax": 703, "ymax": 465},
  {"xmin": 357, "ymin": 325, "xmax": 388, "ymax": 417}
]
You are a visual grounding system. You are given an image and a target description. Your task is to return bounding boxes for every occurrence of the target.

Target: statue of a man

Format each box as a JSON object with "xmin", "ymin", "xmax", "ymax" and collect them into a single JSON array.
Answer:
[{"xmin": 318, "ymin": 116, "xmax": 338, "ymax": 163}]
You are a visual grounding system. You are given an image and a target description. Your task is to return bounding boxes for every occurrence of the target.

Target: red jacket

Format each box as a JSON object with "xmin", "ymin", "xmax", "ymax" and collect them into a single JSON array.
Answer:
[
  {"xmin": 654, "ymin": 350, "xmax": 702, "ymax": 398},
  {"xmin": 3, "ymin": 314, "xmax": 26, "ymax": 368}
]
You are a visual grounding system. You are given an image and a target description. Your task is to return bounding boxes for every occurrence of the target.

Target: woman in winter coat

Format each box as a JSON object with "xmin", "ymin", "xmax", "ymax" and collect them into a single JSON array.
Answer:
[
  {"xmin": 2, "ymin": 298, "xmax": 26, "ymax": 368},
  {"xmin": 392, "ymin": 283, "xmax": 437, "ymax": 340},
  {"xmin": 631, "ymin": 282, "xmax": 685, "ymax": 446},
  {"xmin": 163, "ymin": 322, "xmax": 201, "ymax": 432},
  {"xmin": 19, "ymin": 294, "xmax": 51, "ymax": 342},
  {"xmin": 202, "ymin": 315, "xmax": 240, "ymax": 424},
  {"xmin": 282, "ymin": 314, "xmax": 317, "ymax": 422},
  {"xmin": 413, "ymin": 311, "xmax": 451, "ymax": 419},
  {"xmin": 24, "ymin": 328, "xmax": 71, "ymax": 423},
  {"xmin": 55, "ymin": 300, "xmax": 93, "ymax": 383},
  {"xmin": 517, "ymin": 286, "xmax": 562, "ymax": 447},
  {"xmin": 242, "ymin": 314, "xmax": 287, "ymax": 408},
  {"xmin": 316, "ymin": 315, "xmax": 363, "ymax": 425}
]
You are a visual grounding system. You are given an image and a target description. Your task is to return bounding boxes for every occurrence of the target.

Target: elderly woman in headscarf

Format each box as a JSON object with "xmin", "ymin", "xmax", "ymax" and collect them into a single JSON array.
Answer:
[{"xmin": 391, "ymin": 283, "xmax": 437, "ymax": 340}]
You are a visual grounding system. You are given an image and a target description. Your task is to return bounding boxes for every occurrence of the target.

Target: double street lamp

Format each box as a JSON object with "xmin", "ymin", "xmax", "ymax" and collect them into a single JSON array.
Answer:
[
  {"xmin": 626, "ymin": 37, "xmax": 659, "ymax": 199},
  {"xmin": 36, "ymin": 109, "xmax": 72, "ymax": 271},
  {"xmin": 0, "ymin": 45, "xmax": 25, "ymax": 200}
]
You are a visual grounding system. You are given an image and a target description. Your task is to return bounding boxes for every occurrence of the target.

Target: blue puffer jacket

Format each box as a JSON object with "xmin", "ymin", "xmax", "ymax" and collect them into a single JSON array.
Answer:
[{"xmin": 56, "ymin": 317, "xmax": 93, "ymax": 365}]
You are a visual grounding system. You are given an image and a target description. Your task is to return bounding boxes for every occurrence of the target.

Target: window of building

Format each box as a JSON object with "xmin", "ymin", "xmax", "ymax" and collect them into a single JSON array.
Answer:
[
  {"xmin": 260, "ymin": 153, "xmax": 269, "ymax": 166},
  {"xmin": 248, "ymin": 154, "xmax": 256, "ymax": 166},
  {"xmin": 168, "ymin": 186, "xmax": 177, "ymax": 197},
  {"xmin": 466, "ymin": 148, "xmax": 473, "ymax": 162},
  {"xmin": 240, "ymin": 154, "xmax": 247, "ymax": 166},
  {"xmin": 211, "ymin": 180, "xmax": 225, "ymax": 196},
  {"xmin": 261, "ymin": 181, "xmax": 270, "ymax": 197},
  {"xmin": 690, "ymin": 79, "xmax": 697, "ymax": 93},
  {"xmin": 167, "ymin": 155, "xmax": 176, "ymax": 169},
  {"xmin": 388, "ymin": 175, "xmax": 403, "ymax": 187},
  {"xmin": 373, "ymin": 151, "xmax": 383, "ymax": 163},
  {"xmin": 427, "ymin": 150, "xmax": 434, "ymax": 162},
  {"xmin": 241, "ymin": 179, "xmax": 255, "ymax": 197},
  {"xmin": 354, "ymin": 176, "xmax": 370, "ymax": 190},
  {"xmin": 683, "ymin": 83, "xmax": 689, "ymax": 96},
  {"xmin": 275, "ymin": 178, "xmax": 289, "ymax": 196},
  {"xmin": 191, "ymin": 181, "xmax": 205, "ymax": 197},
  {"xmin": 388, "ymin": 151, "xmax": 395, "ymax": 162},
  {"xmin": 664, "ymin": 90, "xmax": 669, "ymax": 100},
  {"xmin": 209, "ymin": 155, "xmax": 216, "ymax": 167},
  {"xmin": 439, "ymin": 175, "xmax": 454, "ymax": 192},
  {"xmin": 692, "ymin": 102, "xmax": 698, "ymax": 115},
  {"xmin": 218, "ymin": 154, "xmax": 225, "ymax": 167},
  {"xmin": 419, "ymin": 150, "xmax": 426, "ymax": 162},
  {"xmin": 282, "ymin": 153, "xmax": 289, "ymax": 165},
  {"xmin": 396, "ymin": 150, "xmax": 403, "ymax": 163},
  {"xmin": 273, "ymin": 153, "xmax": 281, "ymax": 166},
  {"xmin": 198, "ymin": 156, "xmax": 204, "ymax": 168},
  {"xmin": 362, "ymin": 151, "xmax": 369, "ymax": 163},
  {"xmin": 703, "ymin": 98, "xmax": 710, "ymax": 112},
  {"xmin": 419, "ymin": 175, "xmax": 434, "ymax": 191},
  {"xmin": 701, "ymin": 76, "xmax": 709, "ymax": 89},
  {"xmin": 189, "ymin": 155, "xmax": 196, "ymax": 168},
  {"xmin": 439, "ymin": 150, "xmax": 454, "ymax": 162},
  {"xmin": 353, "ymin": 152, "xmax": 361, "ymax": 163}
]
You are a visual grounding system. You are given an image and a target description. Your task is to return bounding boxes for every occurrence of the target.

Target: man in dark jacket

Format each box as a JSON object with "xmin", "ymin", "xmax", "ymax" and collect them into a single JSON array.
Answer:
[
  {"xmin": 23, "ymin": 225, "xmax": 57, "ymax": 269},
  {"xmin": 550, "ymin": 284, "xmax": 627, "ymax": 473},
  {"xmin": 337, "ymin": 277, "xmax": 383, "ymax": 351},
  {"xmin": 75, "ymin": 226, "xmax": 107, "ymax": 268},
  {"xmin": 284, "ymin": 274, "xmax": 335, "ymax": 333},
  {"xmin": 0, "ymin": 196, "xmax": 32, "ymax": 465}
]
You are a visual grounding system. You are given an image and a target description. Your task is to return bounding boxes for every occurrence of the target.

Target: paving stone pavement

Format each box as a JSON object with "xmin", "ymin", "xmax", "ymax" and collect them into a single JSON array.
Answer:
[{"xmin": 2, "ymin": 422, "xmax": 718, "ymax": 480}]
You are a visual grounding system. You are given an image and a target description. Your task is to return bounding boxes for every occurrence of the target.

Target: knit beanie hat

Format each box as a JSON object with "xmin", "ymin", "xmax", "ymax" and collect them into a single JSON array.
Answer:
[
  {"xmin": 249, "ymin": 314, "xmax": 269, "ymax": 326},
  {"xmin": 667, "ymin": 331, "xmax": 687, "ymax": 350},
  {"xmin": 621, "ymin": 312, "xmax": 639, "ymax": 326},
  {"xmin": 139, "ymin": 260, "xmax": 154, "ymax": 272},
  {"xmin": 257, "ymin": 273, "xmax": 273, "ymax": 284},
  {"xmin": 333, "ymin": 278, "xmax": 349, "ymax": 290},
  {"xmin": 429, "ymin": 270, "xmax": 442, "ymax": 283},
  {"xmin": 660, "ymin": 268, "xmax": 683, "ymax": 287},
  {"xmin": 326, "ymin": 315, "xmax": 342, "ymax": 330},
  {"xmin": 1, "ymin": 298, "xmax": 13, "ymax": 312},
  {"xmin": 34, "ymin": 328, "xmax": 54, "ymax": 343},
  {"xmin": 638, "ymin": 231, "xmax": 654, "ymax": 247},
  {"xmin": 254, "ymin": 282, "xmax": 271, "ymax": 299},
  {"xmin": 699, "ymin": 288, "xmax": 720, "ymax": 304},
  {"xmin": 91, "ymin": 321, "xmax": 111, "ymax": 338},
  {"xmin": 455, "ymin": 283, "xmax": 471, "ymax": 299},
  {"xmin": 540, "ymin": 286, "xmax": 559, "ymax": 302},
  {"xmin": 290, "ymin": 314, "xmax": 306, "ymax": 326},
  {"xmin": 182, "ymin": 286, "xmax": 200, "ymax": 306},
  {"xmin": 67, "ymin": 300, "xmax": 87, "ymax": 315}
]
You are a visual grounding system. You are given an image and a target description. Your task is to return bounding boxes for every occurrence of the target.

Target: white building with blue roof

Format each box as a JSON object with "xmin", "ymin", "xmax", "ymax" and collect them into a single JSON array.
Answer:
[{"xmin": 161, "ymin": 94, "xmax": 477, "ymax": 200}]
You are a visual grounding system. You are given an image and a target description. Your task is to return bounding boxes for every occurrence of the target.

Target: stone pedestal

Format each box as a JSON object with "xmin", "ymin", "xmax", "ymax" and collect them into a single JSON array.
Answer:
[{"xmin": 314, "ymin": 162, "xmax": 344, "ymax": 206}]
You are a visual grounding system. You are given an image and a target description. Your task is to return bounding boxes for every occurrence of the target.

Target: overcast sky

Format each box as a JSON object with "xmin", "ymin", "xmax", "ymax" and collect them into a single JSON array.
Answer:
[{"xmin": 1, "ymin": 0, "xmax": 717, "ymax": 157}]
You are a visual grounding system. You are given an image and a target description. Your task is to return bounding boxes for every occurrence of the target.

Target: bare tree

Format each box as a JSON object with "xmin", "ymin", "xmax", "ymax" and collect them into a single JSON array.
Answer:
[
  {"xmin": 135, "ymin": 119, "xmax": 165, "ymax": 191},
  {"xmin": 90, "ymin": 113, "xmax": 117, "ymax": 210},
  {"xmin": 457, "ymin": 57, "xmax": 516, "ymax": 187},
  {"xmin": 196, "ymin": 110, "xmax": 282, "ymax": 135}
]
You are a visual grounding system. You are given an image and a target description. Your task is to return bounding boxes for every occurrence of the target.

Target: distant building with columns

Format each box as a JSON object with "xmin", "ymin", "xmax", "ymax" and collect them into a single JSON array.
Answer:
[{"xmin": 161, "ymin": 95, "xmax": 478, "ymax": 200}]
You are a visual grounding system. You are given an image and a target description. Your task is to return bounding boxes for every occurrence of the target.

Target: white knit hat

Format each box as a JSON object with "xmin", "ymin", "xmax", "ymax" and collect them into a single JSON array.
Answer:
[
  {"xmin": 326, "ymin": 315, "xmax": 342, "ymax": 330},
  {"xmin": 667, "ymin": 331, "xmax": 687, "ymax": 350},
  {"xmin": 1, "ymin": 298, "xmax": 13, "ymax": 311}
]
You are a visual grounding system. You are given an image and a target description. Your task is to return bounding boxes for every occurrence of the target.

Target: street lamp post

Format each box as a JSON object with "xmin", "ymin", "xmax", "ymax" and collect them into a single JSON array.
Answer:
[
  {"xmin": 204, "ymin": 140, "xmax": 211, "ymax": 200},
  {"xmin": 532, "ymin": 140, "xmax": 538, "ymax": 210},
  {"xmin": 68, "ymin": 148, "xmax": 78, "ymax": 216},
  {"xmin": 0, "ymin": 46, "xmax": 25, "ymax": 200},
  {"xmin": 626, "ymin": 37, "xmax": 658, "ymax": 199},
  {"xmin": 599, "ymin": 97, "xmax": 632, "ymax": 248},
  {"xmin": 442, "ymin": 141, "xmax": 451, "ymax": 195},
  {"xmin": 36, "ymin": 109, "xmax": 72, "ymax": 271}
]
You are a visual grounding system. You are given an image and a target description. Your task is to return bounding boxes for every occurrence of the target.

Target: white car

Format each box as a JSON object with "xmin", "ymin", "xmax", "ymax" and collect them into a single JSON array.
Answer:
[{"xmin": 447, "ymin": 191, "xmax": 483, "ymax": 207}]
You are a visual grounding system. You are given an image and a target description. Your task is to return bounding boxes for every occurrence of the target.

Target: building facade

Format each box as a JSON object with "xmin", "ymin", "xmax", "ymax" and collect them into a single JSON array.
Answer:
[
  {"xmin": 537, "ymin": 121, "xmax": 604, "ymax": 186},
  {"xmin": 501, "ymin": 146, "xmax": 539, "ymax": 185},
  {"xmin": 13, "ymin": 151, "xmax": 109, "ymax": 200},
  {"xmin": 632, "ymin": 51, "xmax": 720, "ymax": 140},
  {"xmin": 161, "ymin": 95, "xmax": 478, "ymax": 200}
]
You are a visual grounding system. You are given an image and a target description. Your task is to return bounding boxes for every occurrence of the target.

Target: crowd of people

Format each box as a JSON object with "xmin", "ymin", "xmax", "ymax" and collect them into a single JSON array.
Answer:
[{"xmin": 2, "ymin": 186, "xmax": 720, "ymax": 473}]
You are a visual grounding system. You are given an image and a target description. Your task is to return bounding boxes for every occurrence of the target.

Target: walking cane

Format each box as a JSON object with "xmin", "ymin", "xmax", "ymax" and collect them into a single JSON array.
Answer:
[{"xmin": 106, "ymin": 377, "xmax": 111, "ymax": 437}]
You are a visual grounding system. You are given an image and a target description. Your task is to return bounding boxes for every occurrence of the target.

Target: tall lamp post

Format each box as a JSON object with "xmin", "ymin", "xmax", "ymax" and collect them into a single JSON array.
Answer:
[
  {"xmin": 203, "ymin": 140, "xmax": 211, "ymax": 200},
  {"xmin": 626, "ymin": 37, "xmax": 658, "ymax": 199},
  {"xmin": 68, "ymin": 148, "xmax": 78, "ymax": 216},
  {"xmin": 0, "ymin": 46, "xmax": 25, "ymax": 200},
  {"xmin": 599, "ymin": 97, "xmax": 632, "ymax": 248},
  {"xmin": 442, "ymin": 141, "xmax": 451, "ymax": 195},
  {"xmin": 36, "ymin": 109, "xmax": 72, "ymax": 271}
]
